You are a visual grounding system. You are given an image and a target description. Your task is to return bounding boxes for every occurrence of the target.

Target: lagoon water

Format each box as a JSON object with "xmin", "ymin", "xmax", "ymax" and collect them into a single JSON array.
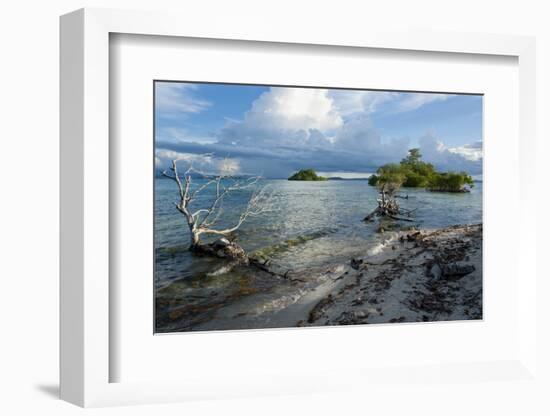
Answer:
[{"xmin": 155, "ymin": 178, "xmax": 482, "ymax": 332}]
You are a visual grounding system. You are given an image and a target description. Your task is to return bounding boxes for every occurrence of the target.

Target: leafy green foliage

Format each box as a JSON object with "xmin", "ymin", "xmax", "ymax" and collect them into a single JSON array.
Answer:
[
  {"xmin": 376, "ymin": 164, "xmax": 406, "ymax": 191},
  {"xmin": 368, "ymin": 149, "xmax": 474, "ymax": 192},
  {"xmin": 428, "ymin": 171, "xmax": 474, "ymax": 192},
  {"xmin": 368, "ymin": 174, "xmax": 379, "ymax": 186},
  {"xmin": 401, "ymin": 148, "xmax": 423, "ymax": 165},
  {"xmin": 288, "ymin": 169, "xmax": 327, "ymax": 181},
  {"xmin": 399, "ymin": 148, "xmax": 437, "ymax": 187}
]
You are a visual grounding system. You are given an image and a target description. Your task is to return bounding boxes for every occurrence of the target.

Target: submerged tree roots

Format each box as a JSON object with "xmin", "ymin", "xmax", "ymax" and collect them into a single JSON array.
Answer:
[
  {"xmin": 364, "ymin": 184, "xmax": 415, "ymax": 223},
  {"xmin": 192, "ymin": 237, "xmax": 249, "ymax": 263}
]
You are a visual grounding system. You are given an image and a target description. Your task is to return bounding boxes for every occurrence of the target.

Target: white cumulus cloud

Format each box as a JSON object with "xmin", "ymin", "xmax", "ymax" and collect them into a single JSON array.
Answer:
[
  {"xmin": 155, "ymin": 150, "xmax": 241, "ymax": 176},
  {"xmin": 418, "ymin": 134, "xmax": 482, "ymax": 174},
  {"xmin": 448, "ymin": 141, "xmax": 483, "ymax": 162},
  {"xmin": 217, "ymin": 87, "xmax": 342, "ymax": 149},
  {"xmin": 333, "ymin": 114, "xmax": 409, "ymax": 165},
  {"xmin": 247, "ymin": 87, "xmax": 343, "ymax": 132}
]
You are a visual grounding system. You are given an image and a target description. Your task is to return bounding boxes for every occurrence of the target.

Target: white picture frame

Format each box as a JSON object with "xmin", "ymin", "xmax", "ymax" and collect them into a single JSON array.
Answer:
[{"xmin": 60, "ymin": 8, "xmax": 537, "ymax": 407}]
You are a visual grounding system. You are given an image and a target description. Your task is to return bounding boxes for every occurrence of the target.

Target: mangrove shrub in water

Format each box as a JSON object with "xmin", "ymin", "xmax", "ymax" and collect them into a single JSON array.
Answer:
[
  {"xmin": 427, "ymin": 171, "xmax": 474, "ymax": 192},
  {"xmin": 368, "ymin": 148, "xmax": 474, "ymax": 192}
]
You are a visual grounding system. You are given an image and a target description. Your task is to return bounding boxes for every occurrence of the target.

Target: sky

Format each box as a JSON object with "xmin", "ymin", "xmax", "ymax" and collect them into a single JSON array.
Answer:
[{"xmin": 155, "ymin": 81, "xmax": 483, "ymax": 178}]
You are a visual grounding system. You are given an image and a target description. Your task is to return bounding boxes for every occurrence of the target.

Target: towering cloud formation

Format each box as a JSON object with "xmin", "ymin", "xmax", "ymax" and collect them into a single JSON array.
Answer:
[
  {"xmin": 217, "ymin": 87, "xmax": 341, "ymax": 149},
  {"xmin": 246, "ymin": 87, "xmax": 343, "ymax": 133},
  {"xmin": 155, "ymin": 84, "xmax": 482, "ymax": 177},
  {"xmin": 418, "ymin": 134, "xmax": 482, "ymax": 174}
]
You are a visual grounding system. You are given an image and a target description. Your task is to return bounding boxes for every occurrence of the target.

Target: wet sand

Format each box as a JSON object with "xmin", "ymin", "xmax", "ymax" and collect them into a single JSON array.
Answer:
[
  {"xmin": 156, "ymin": 223, "xmax": 482, "ymax": 332},
  {"xmin": 302, "ymin": 223, "xmax": 482, "ymax": 326}
]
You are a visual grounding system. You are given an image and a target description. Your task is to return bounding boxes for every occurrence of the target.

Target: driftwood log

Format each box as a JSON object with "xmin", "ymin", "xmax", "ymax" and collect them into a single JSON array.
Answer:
[{"xmin": 198, "ymin": 237, "xmax": 297, "ymax": 280}]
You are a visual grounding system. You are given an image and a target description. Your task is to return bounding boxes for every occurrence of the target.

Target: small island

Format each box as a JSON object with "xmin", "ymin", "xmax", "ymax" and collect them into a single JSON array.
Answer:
[
  {"xmin": 368, "ymin": 148, "xmax": 474, "ymax": 192},
  {"xmin": 288, "ymin": 169, "xmax": 327, "ymax": 181}
]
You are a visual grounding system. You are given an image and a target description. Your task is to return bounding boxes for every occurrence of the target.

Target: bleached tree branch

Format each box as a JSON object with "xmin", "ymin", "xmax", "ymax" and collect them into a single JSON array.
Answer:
[{"xmin": 162, "ymin": 157, "xmax": 273, "ymax": 249}]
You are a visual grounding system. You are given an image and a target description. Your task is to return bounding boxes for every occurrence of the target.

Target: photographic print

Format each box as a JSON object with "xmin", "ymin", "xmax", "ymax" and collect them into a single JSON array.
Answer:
[{"xmin": 154, "ymin": 81, "xmax": 483, "ymax": 333}]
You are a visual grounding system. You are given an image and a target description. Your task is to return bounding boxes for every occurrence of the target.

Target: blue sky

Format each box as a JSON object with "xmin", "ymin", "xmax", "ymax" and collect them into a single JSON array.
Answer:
[{"xmin": 155, "ymin": 81, "xmax": 483, "ymax": 178}]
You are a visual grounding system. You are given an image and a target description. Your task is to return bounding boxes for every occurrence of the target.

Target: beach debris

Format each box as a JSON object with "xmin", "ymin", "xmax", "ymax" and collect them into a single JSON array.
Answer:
[
  {"xmin": 350, "ymin": 258, "xmax": 364, "ymax": 270},
  {"xmin": 441, "ymin": 263, "xmax": 475, "ymax": 278},
  {"xmin": 303, "ymin": 223, "xmax": 482, "ymax": 327},
  {"xmin": 429, "ymin": 263, "xmax": 442, "ymax": 279},
  {"xmin": 308, "ymin": 295, "xmax": 334, "ymax": 323},
  {"xmin": 406, "ymin": 231, "xmax": 422, "ymax": 241},
  {"xmin": 389, "ymin": 316, "xmax": 406, "ymax": 323},
  {"xmin": 338, "ymin": 310, "xmax": 369, "ymax": 325},
  {"xmin": 351, "ymin": 297, "xmax": 364, "ymax": 306}
]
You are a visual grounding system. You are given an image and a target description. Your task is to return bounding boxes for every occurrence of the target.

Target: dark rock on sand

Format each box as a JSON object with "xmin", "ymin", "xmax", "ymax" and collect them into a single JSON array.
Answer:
[{"xmin": 303, "ymin": 224, "xmax": 483, "ymax": 327}]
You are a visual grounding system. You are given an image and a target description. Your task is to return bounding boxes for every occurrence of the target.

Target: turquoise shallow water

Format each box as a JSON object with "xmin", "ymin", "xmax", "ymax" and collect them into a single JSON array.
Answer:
[{"xmin": 154, "ymin": 178, "xmax": 482, "ymax": 332}]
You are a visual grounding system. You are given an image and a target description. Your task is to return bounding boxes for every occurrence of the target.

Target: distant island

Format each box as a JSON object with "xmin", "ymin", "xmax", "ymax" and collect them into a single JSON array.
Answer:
[
  {"xmin": 326, "ymin": 177, "xmax": 368, "ymax": 181},
  {"xmin": 288, "ymin": 169, "xmax": 327, "ymax": 181},
  {"xmin": 368, "ymin": 148, "xmax": 474, "ymax": 193}
]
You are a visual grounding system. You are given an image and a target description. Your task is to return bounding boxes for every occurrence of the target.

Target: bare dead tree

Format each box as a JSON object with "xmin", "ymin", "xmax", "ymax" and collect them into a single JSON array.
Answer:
[
  {"xmin": 364, "ymin": 175, "xmax": 414, "ymax": 222},
  {"xmin": 162, "ymin": 158, "xmax": 273, "ymax": 255}
]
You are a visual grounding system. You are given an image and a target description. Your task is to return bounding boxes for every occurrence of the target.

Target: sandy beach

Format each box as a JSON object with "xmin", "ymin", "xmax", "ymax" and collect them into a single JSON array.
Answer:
[
  {"xmin": 300, "ymin": 223, "xmax": 483, "ymax": 327},
  {"xmin": 161, "ymin": 222, "xmax": 483, "ymax": 332}
]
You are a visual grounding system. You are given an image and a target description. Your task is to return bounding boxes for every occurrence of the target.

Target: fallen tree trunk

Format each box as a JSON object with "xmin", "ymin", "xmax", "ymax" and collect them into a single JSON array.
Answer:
[
  {"xmin": 193, "ymin": 238, "xmax": 249, "ymax": 265},
  {"xmin": 364, "ymin": 207, "xmax": 383, "ymax": 221},
  {"xmin": 387, "ymin": 214, "xmax": 415, "ymax": 222},
  {"xmin": 196, "ymin": 237, "xmax": 296, "ymax": 279}
]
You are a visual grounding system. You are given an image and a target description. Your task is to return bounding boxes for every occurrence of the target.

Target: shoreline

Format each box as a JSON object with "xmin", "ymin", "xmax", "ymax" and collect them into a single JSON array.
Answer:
[
  {"xmin": 300, "ymin": 223, "xmax": 483, "ymax": 327},
  {"xmin": 156, "ymin": 223, "xmax": 482, "ymax": 332}
]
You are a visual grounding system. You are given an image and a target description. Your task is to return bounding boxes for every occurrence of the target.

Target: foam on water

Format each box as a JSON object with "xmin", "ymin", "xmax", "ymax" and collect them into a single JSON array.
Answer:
[
  {"xmin": 155, "ymin": 178, "xmax": 483, "ymax": 332},
  {"xmin": 367, "ymin": 233, "xmax": 399, "ymax": 256}
]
